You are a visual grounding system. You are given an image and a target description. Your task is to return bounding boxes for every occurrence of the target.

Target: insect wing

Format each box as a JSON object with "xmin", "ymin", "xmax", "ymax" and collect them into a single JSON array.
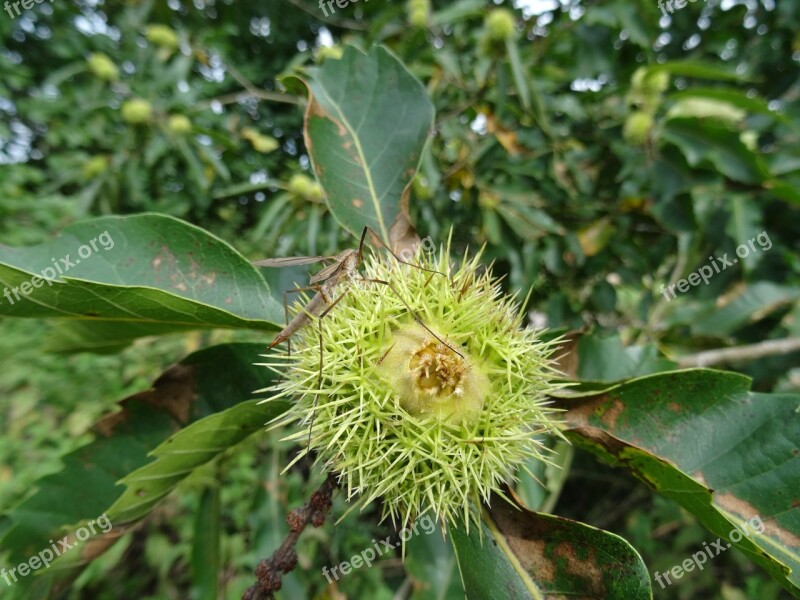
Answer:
[
  {"xmin": 252, "ymin": 256, "xmax": 333, "ymax": 267},
  {"xmin": 309, "ymin": 260, "xmax": 344, "ymax": 284}
]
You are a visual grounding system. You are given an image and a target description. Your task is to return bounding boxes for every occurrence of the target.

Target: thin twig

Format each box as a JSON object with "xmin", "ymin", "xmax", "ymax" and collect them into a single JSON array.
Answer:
[
  {"xmin": 225, "ymin": 62, "xmax": 270, "ymax": 98},
  {"xmin": 676, "ymin": 337, "xmax": 800, "ymax": 368},
  {"xmin": 191, "ymin": 50, "xmax": 303, "ymax": 111},
  {"xmin": 193, "ymin": 89, "xmax": 302, "ymax": 112},
  {"xmin": 243, "ymin": 473, "xmax": 338, "ymax": 600}
]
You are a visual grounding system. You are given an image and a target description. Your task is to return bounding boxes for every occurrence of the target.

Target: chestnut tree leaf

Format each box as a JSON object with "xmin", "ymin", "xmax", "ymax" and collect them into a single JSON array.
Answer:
[
  {"xmin": 450, "ymin": 490, "xmax": 651, "ymax": 599},
  {"xmin": 0, "ymin": 214, "xmax": 284, "ymax": 352},
  {"xmin": 299, "ymin": 45, "xmax": 435, "ymax": 244},
  {"xmin": 558, "ymin": 369, "xmax": 800, "ymax": 596}
]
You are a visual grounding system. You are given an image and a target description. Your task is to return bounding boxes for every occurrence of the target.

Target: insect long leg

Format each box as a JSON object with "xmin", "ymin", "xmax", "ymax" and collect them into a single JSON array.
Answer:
[
  {"xmin": 361, "ymin": 276, "xmax": 463, "ymax": 358},
  {"xmin": 269, "ymin": 284, "xmax": 334, "ymax": 350},
  {"xmin": 280, "ymin": 288, "xmax": 303, "ymax": 356},
  {"xmin": 270, "ymin": 285, "xmax": 327, "ymax": 397},
  {"xmin": 360, "ymin": 226, "xmax": 447, "ymax": 278},
  {"xmin": 306, "ymin": 289, "xmax": 351, "ymax": 456},
  {"xmin": 355, "ymin": 225, "xmax": 369, "ymax": 263}
]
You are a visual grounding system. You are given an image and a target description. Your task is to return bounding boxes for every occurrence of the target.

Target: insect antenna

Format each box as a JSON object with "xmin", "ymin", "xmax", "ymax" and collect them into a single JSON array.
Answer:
[
  {"xmin": 361, "ymin": 226, "xmax": 447, "ymax": 278},
  {"xmin": 362, "ymin": 276, "xmax": 463, "ymax": 358}
]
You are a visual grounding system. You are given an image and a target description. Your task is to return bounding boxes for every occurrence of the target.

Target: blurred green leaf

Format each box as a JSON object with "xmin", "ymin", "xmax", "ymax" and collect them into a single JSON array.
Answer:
[
  {"xmin": 662, "ymin": 118, "xmax": 768, "ymax": 184},
  {"xmin": 577, "ymin": 333, "xmax": 677, "ymax": 381},
  {"xmin": 690, "ymin": 282, "xmax": 800, "ymax": 337},
  {"xmin": 191, "ymin": 485, "xmax": 221, "ymax": 600},
  {"xmin": 0, "ymin": 343, "xmax": 281, "ymax": 573}
]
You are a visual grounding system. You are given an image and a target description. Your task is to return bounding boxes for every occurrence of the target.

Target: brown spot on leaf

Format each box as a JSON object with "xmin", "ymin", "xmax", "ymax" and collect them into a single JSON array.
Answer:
[
  {"xmin": 599, "ymin": 399, "xmax": 625, "ymax": 428},
  {"xmin": 667, "ymin": 402, "xmax": 682, "ymax": 412},
  {"xmin": 78, "ymin": 524, "xmax": 130, "ymax": 564},
  {"xmin": 556, "ymin": 540, "xmax": 602, "ymax": 585},
  {"xmin": 692, "ymin": 471, "xmax": 711, "ymax": 488},
  {"xmin": 483, "ymin": 489, "xmax": 631, "ymax": 597},
  {"xmin": 352, "ymin": 198, "xmax": 364, "ymax": 209},
  {"xmin": 715, "ymin": 493, "xmax": 800, "ymax": 547},
  {"xmin": 561, "ymin": 395, "xmax": 626, "ymax": 430},
  {"xmin": 94, "ymin": 364, "xmax": 197, "ymax": 436}
]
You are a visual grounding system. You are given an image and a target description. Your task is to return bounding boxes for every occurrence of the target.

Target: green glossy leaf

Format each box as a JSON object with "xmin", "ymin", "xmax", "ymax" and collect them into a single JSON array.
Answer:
[
  {"xmin": 450, "ymin": 493, "xmax": 651, "ymax": 599},
  {"xmin": 559, "ymin": 369, "xmax": 800, "ymax": 595},
  {"xmin": 300, "ymin": 45, "xmax": 435, "ymax": 243},
  {"xmin": 105, "ymin": 398, "xmax": 285, "ymax": 527},
  {"xmin": 0, "ymin": 214, "xmax": 284, "ymax": 352}
]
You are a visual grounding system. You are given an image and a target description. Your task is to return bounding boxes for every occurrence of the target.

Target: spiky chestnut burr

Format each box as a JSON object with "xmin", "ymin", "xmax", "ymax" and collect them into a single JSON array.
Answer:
[{"xmin": 260, "ymin": 240, "xmax": 566, "ymax": 531}]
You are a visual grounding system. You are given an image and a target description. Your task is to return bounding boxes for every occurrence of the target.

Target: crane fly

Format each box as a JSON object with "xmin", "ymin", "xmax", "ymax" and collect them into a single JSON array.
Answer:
[
  {"xmin": 254, "ymin": 232, "xmax": 362, "ymax": 351},
  {"xmin": 254, "ymin": 226, "xmax": 459, "ymax": 356},
  {"xmin": 254, "ymin": 227, "xmax": 461, "ymax": 454}
]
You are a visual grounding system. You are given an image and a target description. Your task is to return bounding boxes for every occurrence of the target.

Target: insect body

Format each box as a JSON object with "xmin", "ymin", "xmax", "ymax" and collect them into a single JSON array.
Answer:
[
  {"xmin": 254, "ymin": 225, "xmax": 369, "ymax": 350},
  {"xmin": 257, "ymin": 246, "xmax": 360, "ymax": 349},
  {"xmin": 254, "ymin": 227, "xmax": 458, "ymax": 355}
]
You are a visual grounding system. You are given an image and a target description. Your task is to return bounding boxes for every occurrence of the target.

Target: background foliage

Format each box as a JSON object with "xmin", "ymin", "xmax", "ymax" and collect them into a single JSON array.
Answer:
[{"xmin": 1, "ymin": 0, "xmax": 799, "ymax": 598}]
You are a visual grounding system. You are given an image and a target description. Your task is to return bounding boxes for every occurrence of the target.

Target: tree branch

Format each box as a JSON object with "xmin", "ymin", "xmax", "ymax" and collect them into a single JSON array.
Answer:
[
  {"xmin": 242, "ymin": 473, "xmax": 338, "ymax": 600},
  {"xmin": 676, "ymin": 337, "xmax": 800, "ymax": 368}
]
